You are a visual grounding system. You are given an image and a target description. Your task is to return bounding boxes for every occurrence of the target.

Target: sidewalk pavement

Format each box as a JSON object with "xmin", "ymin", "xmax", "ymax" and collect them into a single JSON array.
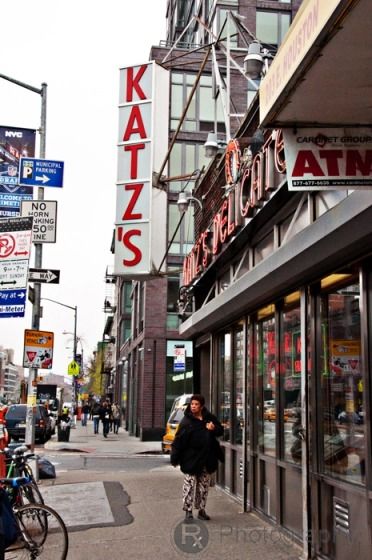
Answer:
[{"xmin": 38, "ymin": 420, "xmax": 302, "ymax": 560}]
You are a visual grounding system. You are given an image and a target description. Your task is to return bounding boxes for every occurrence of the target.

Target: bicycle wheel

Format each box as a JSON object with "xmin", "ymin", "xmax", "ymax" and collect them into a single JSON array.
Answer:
[
  {"xmin": 19, "ymin": 483, "xmax": 44, "ymax": 507},
  {"xmin": 7, "ymin": 504, "xmax": 68, "ymax": 560}
]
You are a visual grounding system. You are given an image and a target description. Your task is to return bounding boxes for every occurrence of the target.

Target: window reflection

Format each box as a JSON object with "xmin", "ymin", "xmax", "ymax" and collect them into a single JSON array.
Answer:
[
  {"xmin": 320, "ymin": 281, "xmax": 365, "ymax": 485},
  {"xmin": 257, "ymin": 316, "xmax": 276, "ymax": 456},
  {"xmin": 234, "ymin": 327, "xmax": 244, "ymax": 445},
  {"xmin": 218, "ymin": 333, "xmax": 231, "ymax": 442},
  {"xmin": 280, "ymin": 302, "xmax": 302, "ymax": 464}
]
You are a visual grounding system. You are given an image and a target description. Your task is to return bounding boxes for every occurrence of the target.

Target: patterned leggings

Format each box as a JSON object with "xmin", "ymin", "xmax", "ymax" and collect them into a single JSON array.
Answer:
[{"xmin": 182, "ymin": 469, "xmax": 211, "ymax": 512}]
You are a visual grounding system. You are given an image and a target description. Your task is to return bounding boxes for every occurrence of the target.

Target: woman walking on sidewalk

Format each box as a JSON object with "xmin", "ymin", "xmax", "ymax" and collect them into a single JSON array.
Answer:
[{"xmin": 171, "ymin": 394, "xmax": 224, "ymax": 521}]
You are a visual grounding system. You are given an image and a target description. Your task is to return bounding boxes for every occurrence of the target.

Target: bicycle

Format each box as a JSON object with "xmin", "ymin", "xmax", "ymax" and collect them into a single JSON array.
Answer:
[
  {"xmin": 1, "ymin": 449, "xmax": 43, "ymax": 507},
  {"xmin": 1, "ymin": 477, "xmax": 68, "ymax": 559}
]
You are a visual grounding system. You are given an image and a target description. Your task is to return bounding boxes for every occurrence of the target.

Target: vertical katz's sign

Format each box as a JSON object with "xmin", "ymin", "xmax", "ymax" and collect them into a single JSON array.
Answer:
[{"xmin": 114, "ymin": 62, "xmax": 169, "ymax": 278}]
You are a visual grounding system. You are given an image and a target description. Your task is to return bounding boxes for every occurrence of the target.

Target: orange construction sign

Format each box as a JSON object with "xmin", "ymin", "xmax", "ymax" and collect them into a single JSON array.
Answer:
[{"xmin": 23, "ymin": 329, "xmax": 54, "ymax": 369}]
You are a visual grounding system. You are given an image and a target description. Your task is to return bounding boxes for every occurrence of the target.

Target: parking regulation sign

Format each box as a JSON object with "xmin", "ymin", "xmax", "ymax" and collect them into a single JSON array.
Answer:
[
  {"xmin": 173, "ymin": 345, "xmax": 186, "ymax": 372},
  {"xmin": 21, "ymin": 200, "xmax": 57, "ymax": 243}
]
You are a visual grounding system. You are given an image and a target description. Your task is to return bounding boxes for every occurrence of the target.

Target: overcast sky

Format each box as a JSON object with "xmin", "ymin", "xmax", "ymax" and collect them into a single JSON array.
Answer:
[{"xmin": 0, "ymin": 0, "xmax": 167, "ymax": 381}]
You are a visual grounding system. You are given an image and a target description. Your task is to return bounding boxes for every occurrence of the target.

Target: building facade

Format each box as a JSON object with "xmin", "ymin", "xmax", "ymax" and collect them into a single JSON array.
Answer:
[
  {"xmin": 179, "ymin": 0, "xmax": 372, "ymax": 558},
  {"xmin": 0, "ymin": 347, "xmax": 23, "ymax": 402},
  {"xmin": 112, "ymin": 0, "xmax": 303, "ymax": 441}
]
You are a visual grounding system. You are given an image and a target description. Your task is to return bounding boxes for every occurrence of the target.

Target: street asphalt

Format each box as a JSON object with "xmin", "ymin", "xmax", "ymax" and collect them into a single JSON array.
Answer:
[{"xmin": 34, "ymin": 420, "xmax": 302, "ymax": 559}]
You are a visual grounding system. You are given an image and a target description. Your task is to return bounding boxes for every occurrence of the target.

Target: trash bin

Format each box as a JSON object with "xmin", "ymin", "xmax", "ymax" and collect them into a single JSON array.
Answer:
[{"xmin": 57, "ymin": 425, "xmax": 70, "ymax": 442}]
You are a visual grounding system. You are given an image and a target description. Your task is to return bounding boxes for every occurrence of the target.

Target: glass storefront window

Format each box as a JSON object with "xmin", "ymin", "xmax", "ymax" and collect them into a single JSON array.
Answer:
[
  {"xmin": 256, "ymin": 315, "xmax": 276, "ymax": 456},
  {"xmin": 165, "ymin": 340, "xmax": 194, "ymax": 419},
  {"xmin": 218, "ymin": 332, "xmax": 232, "ymax": 442},
  {"xmin": 234, "ymin": 326, "xmax": 244, "ymax": 445},
  {"xmin": 320, "ymin": 279, "xmax": 365, "ymax": 485},
  {"xmin": 280, "ymin": 300, "xmax": 302, "ymax": 464}
]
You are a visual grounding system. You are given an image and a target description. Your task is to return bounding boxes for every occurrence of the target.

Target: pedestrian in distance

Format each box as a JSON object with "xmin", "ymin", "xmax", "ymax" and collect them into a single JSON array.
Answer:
[
  {"xmin": 105, "ymin": 399, "xmax": 113, "ymax": 432},
  {"xmin": 100, "ymin": 401, "xmax": 111, "ymax": 438},
  {"xmin": 112, "ymin": 402, "xmax": 121, "ymax": 434},
  {"xmin": 58, "ymin": 407, "xmax": 72, "ymax": 442},
  {"xmin": 92, "ymin": 401, "xmax": 101, "ymax": 434},
  {"xmin": 81, "ymin": 401, "xmax": 90, "ymax": 427},
  {"xmin": 171, "ymin": 394, "xmax": 224, "ymax": 521}
]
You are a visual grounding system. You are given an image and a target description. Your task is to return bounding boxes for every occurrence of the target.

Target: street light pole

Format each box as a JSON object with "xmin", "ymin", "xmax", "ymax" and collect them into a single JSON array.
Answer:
[
  {"xmin": 1, "ymin": 73, "xmax": 47, "ymax": 450},
  {"xmin": 40, "ymin": 298, "xmax": 78, "ymax": 414}
]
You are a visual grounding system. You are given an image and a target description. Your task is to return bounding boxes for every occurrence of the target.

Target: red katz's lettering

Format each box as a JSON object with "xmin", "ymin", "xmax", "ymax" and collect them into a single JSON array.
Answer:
[
  {"xmin": 123, "ymin": 230, "xmax": 142, "ymax": 266},
  {"xmin": 126, "ymin": 65, "xmax": 147, "ymax": 102},
  {"xmin": 122, "ymin": 184, "xmax": 143, "ymax": 220},
  {"xmin": 123, "ymin": 106, "xmax": 147, "ymax": 141},
  {"xmin": 124, "ymin": 143, "xmax": 145, "ymax": 179}
]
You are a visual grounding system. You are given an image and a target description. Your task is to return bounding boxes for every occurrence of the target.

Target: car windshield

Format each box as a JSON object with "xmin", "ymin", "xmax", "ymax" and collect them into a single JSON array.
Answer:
[
  {"xmin": 169, "ymin": 407, "xmax": 186, "ymax": 424},
  {"xmin": 6, "ymin": 405, "xmax": 41, "ymax": 419}
]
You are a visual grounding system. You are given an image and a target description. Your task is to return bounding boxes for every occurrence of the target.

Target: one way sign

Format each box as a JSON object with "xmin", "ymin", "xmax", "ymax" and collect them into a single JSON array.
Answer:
[{"xmin": 28, "ymin": 268, "xmax": 60, "ymax": 284}]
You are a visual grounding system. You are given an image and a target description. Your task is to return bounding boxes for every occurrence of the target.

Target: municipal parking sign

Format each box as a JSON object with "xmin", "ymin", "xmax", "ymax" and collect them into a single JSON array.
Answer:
[{"xmin": 19, "ymin": 158, "xmax": 64, "ymax": 188}]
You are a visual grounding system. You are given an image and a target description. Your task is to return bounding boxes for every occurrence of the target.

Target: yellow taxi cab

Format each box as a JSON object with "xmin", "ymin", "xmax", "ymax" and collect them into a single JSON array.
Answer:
[
  {"xmin": 162, "ymin": 394, "xmax": 192, "ymax": 453},
  {"xmin": 264, "ymin": 407, "xmax": 290, "ymax": 422}
]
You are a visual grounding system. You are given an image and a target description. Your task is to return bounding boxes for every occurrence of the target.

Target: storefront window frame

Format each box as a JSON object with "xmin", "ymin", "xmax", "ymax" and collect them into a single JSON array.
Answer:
[{"xmin": 317, "ymin": 273, "xmax": 366, "ymax": 487}]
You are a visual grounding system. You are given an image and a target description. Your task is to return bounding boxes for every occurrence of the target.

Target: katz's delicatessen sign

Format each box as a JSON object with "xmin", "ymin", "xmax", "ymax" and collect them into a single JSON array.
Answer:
[{"xmin": 114, "ymin": 62, "xmax": 169, "ymax": 278}]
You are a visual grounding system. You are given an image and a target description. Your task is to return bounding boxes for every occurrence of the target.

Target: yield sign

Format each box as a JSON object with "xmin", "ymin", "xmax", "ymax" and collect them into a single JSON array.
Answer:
[{"xmin": 27, "ymin": 351, "xmax": 37, "ymax": 362}]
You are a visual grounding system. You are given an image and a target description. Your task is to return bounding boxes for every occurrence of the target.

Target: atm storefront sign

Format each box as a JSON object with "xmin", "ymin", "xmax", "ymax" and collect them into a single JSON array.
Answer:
[{"xmin": 284, "ymin": 128, "xmax": 372, "ymax": 190}]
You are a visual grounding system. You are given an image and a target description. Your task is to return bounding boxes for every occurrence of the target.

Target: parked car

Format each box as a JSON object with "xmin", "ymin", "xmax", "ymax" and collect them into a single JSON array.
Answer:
[
  {"xmin": 162, "ymin": 394, "xmax": 192, "ymax": 454},
  {"xmin": 5, "ymin": 404, "xmax": 53, "ymax": 444}
]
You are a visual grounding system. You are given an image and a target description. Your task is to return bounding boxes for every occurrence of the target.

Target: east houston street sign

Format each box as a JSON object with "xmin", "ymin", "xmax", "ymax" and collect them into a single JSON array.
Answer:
[{"xmin": 19, "ymin": 158, "xmax": 64, "ymax": 188}]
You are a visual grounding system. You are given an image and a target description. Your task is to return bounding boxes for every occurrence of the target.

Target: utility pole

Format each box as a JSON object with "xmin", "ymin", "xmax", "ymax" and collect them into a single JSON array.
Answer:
[{"xmin": 0, "ymin": 74, "xmax": 47, "ymax": 450}]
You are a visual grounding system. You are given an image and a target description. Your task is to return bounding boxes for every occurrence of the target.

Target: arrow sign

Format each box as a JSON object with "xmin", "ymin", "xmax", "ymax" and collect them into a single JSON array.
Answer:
[
  {"xmin": 0, "ymin": 288, "xmax": 27, "ymax": 317},
  {"xmin": 35, "ymin": 174, "xmax": 50, "ymax": 184},
  {"xmin": 19, "ymin": 158, "xmax": 64, "ymax": 188},
  {"xmin": 28, "ymin": 268, "xmax": 60, "ymax": 284}
]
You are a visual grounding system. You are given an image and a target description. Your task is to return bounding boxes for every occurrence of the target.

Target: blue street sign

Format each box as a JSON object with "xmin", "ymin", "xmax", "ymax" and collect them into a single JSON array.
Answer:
[
  {"xmin": 19, "ymin": 158, "xmax": 64, "ymax": 188},
  {"xmin": 0, "ymin": 288, "xmax": 26, "ymax": 317}
]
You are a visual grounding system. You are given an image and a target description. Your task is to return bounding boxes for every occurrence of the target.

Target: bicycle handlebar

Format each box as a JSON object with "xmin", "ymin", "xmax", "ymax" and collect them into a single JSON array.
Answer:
[{"xmin": 0, "ymin": 476, "xmax": 31, "ymax": 488}]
